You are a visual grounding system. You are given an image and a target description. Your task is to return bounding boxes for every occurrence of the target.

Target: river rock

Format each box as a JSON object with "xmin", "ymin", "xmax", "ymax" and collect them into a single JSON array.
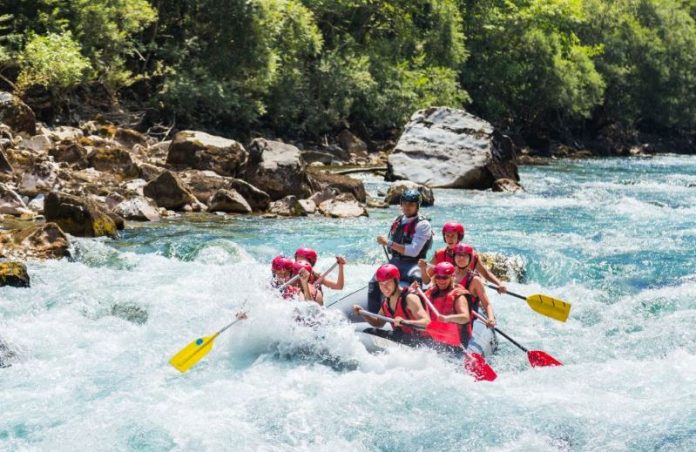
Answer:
[
  {"xmin": 229, "ymin": 178, "xmax": 270, "ymax": 212},
  {"xmin": 387, "ymin": 107, "xmax": 520, "ymax": 189},
  {"xmin": 337, "ymin": 130, "xmax": 368, "ymax": 157},
  {"xmin": 18, "ymin": 135, "xmax": 52, "ymax": 153},
  {"xmin": 269, "ymin": 195, "xmax": 307, "ymax": 216},
  {"xmin": 307, "ymin": 169, "xmax": 366, "ymax": 202},
  {"xmin": 309, "ymin": 187, "xmax": 337, "ymax": 206},
  {"xmin": 143, "ymin": 171, "xmax": 198, "ymax": 211},
  {"xmin": 17, "ymin": 160, "xmax": 59, "ymax": 197},
  {"xmin": 301, "ymin": 151, "xmax": 334, "ymax": 165},
  {"xmin": 478, "ymin": 252, "xmax": 526, "ymax": 283},
  {"xmin": 48, "ymin": 126, "xmax": 83, "ymax": 142},
  {"xmin": 366, "ymin": 195, "xmax": 389, "ymax": 208},
  {"xmin": 298, "ymin": 199, "xmax": 316, "ymax": 214},
  {"xmin": 49, "ymin": 141, "xmax": 87, "ymax": 164},
  {"xmin": 0, "ymin": 148, "xmax": 12, "ymax": 173},
  {"xmin": 0, "ymin": 183, "xmax": 31, "ymax": 215},
  {"xmin": 246, "ymin": 138, "xmax": 311, "ymax": 200},
  {"xmin": 166, "ymin": 130, "xmax": 247, "ymax": 177},
  {"xmin": 0, "ymin": 91, "xmax": 36, "ymax": 135},
  {"xmin": 27, "ymin": 193, "xmax": 45, "ymax": 212},
  {"xmin": 492, "ymin": 178, "xmax": 523, "ymax": 193},
  {"xmin": 318, "ymin": 193, "xmax": 368, "ymax": 218},
  {"xmin": 208, "ymin": 189, "xmax": 252, "ymax": 214},
  {"xmin": 112, "ymin": 196, "xmax": 160, "ymax": 221},
  {"xmin": 0, "ymin": 222, "xmax": 70, "ymax": 259},
  {"xmin": 0, "ymin": 262, "xmax": 30, "ymax": 288},
  {"xmin": 384, "ymin": 180, "xmax": 435, "ymax": 206},
  {"xmin": 87, "ymin": 148, "xmax": 139, "ymax": 177},
  {"xmin": 136, "ymin": 162, "xmax": 165, "ymax": 181},
  {"xmin": 114, "ymin": 128, "xmax": 149, "ymax": 148},
  {"xmin": 44, "ymin": 192, "xmax": 118, "ymax": 238}
]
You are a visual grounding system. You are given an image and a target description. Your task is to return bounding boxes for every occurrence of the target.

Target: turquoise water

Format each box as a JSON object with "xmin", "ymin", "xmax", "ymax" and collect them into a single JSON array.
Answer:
[{"xmin": 1, "ymin": 155, "xmax": 695, "ymax": 450}]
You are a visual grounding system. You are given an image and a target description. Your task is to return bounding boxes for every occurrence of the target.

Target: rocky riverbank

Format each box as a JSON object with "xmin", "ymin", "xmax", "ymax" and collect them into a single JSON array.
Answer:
[{"xmin": 1, "ymin": 92, "xmax": 526, "ymax": 286}]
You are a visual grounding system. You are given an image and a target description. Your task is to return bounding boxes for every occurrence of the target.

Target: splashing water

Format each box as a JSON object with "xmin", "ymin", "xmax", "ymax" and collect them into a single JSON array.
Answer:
[{"xmin": 1, "ymin": 155, "xmax": 695, "ymax": 450}]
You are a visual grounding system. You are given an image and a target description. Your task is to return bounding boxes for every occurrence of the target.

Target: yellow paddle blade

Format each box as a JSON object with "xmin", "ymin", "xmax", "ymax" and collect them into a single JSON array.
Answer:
[
  {"xmin": 526, "ymin": 294, "xmax": 572, "ymax": 322},
  {"xmin": 169, "ymin": 335, "xmax": 216, "ymax": 373}
]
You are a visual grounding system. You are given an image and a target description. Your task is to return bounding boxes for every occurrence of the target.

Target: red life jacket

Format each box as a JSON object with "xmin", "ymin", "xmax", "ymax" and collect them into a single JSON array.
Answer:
[
  {"xmin": 282, "ymin": 285, "xmax": 301, "ymax": 300},
  {"xmin": 434, "ymin": 247, "xmax": 455, "ymax": 265},
  {"xmin": 425, "ymin": 284, "xmax": 473, "ymax": 342},
  {"xmin": 381, "ymin": 288, "xmax": 425, "ymax": 335},
  {"xmin": 388, "ymin": 215, "xmax": 432, "ymax": 262},
  {"xmin": 460, "ymin": 272, "xmax": 480, "ymax": 312}
]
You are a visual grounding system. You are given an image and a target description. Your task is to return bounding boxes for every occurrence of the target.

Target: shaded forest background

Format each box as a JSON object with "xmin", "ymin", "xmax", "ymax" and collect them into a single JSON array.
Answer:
[{"xmin": 1, "ymin": 0, "xmax": 695, "ymax": 152}]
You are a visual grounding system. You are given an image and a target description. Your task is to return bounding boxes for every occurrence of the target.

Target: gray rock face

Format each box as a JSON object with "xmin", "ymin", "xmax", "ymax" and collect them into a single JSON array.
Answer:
[
  {"xmin": 384, "ymin": 180, "xmax": 435, "ymax": 207},
  {"xmin": 143, "ymin": 171, "xmax": 198, "ymax": 211},
  {"xmin": 177, "ymin": 169, "xmax": 270, "ymax": 212},
  {"xmin": 307, "ymin": 170, "xmax": 366, "ymax": 203},
  {"xmin": 387, "ymin": 107, "xmax": 520, "ymax": 189},
  {"xmin": 208, "ymin": 189, "xmax": 252, "ymax": 214},
  {"xmin": 166, "ymin": 130, "xmax": 247, "ymax": 177},
  {"xmin": 246, "ymin": 138, "xmax": 311, "ymax": 200}
]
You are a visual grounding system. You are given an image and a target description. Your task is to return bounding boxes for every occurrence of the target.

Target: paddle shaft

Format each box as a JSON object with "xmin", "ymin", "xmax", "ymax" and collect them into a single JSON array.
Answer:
[
  {"xmin": 471, "ymin": 311, "xmax": 528, "ymax": 353},
  {"xmin": 382, "ymin": 245, "xmax": 390, "ymax": 261},
  {"xmin": 325, "ymin": 284, "xmax": 367, "ymax": 308},
  {"xmin": 358, "ymin": 309, "xmax": 424, "ymax": 330},
  {"xmin": 484, "ymin": 283, "xmax": 525, "ymax": 301},
  {"xmin": 278, "ymin": 262, "xmax": 339, "ymax": 291}
]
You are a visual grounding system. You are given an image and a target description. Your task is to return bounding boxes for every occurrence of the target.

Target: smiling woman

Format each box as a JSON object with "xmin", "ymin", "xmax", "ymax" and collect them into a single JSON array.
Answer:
[{"xmin": 1, "ymin": 156, "xmax": 696, "ymax": 450}]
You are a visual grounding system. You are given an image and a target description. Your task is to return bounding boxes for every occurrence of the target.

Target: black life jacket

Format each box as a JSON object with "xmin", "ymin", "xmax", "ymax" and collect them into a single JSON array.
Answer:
[{"xmin": 388, "ymin": 214, "xmax": 433, "ymax": 262}]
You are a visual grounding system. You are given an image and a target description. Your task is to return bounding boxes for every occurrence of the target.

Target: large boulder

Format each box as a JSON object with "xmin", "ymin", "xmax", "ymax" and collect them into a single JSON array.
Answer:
[
  {"xmin": 0, "ymin": 91, "xmax": 36, "ymax": 135},
  {"xmin": 337, "ymin": 130, "xmax": 368, "ymax": 157},
  {"xmin": 166, "ymin": 130, "xmax": 247, "ymax": 177},
  {"xmin": 307, "ymin": 169, "xmax": 366, "ymax": 203},
  {"xmin": 208, "ymin": 189, "xmax": 252, "ymax": 214},
  {"xmin": 229, "ymin": 178, "xmax": 270, "ymax": 212},
  {"xmin": 0, "ymin": 262, "xmax": 30, "ymax": 288},
  {"xmin": 112, "ymin": 196, "xmax": 161, "ymax": 221},
  {"xmin": 0, "ymin": 222, "xmax": 70, "ymax": 259},
  {"xmin": 18, "ymin": 135, "xmax": 51, "ymax": 153},
  {"xmin": 143, "ymin": 170, "xmax": 198, "ymax": 211},
  {"xmin": 387, "ymin": 107, "xmax": 520, "ymax": 189},
  {"xmin": 384, "ymin": 180, "xmax": 435, "ymax": 206},
  {"xmin": 44, "ymin": 192, "xmax": 118, "ymax": 238},
  {"xmin": 17, "ymin": 160, "xmax": 59, "ymax": 197},
  {"xmin": 318, "ymin": 193, "xmax": 368, "ymax": 218},
  {"xmin": 178, "ymin": 169, "xmax": 270, "ymax": 212},
  {"xmin": 246, "ymin": 138, "xmax": 311, "ymax": 200}
]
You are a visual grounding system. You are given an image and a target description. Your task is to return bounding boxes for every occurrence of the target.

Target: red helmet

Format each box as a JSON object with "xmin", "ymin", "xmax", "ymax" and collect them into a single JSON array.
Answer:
[
  {"xmin": 442, "ymin": 222, "xmax": 464, "ymax": 242},
  {"xmin": 272, "ymin": 256, "xmax": 294, "ymax": 272},
  {"xmin": 375, "ymin": 264, "xmax": 400, "ymax": 282},
  {"xmin": 294, "ymin": 247, "xmax": 318, "ymax": 266},
  {"xmin": 433, "ymin": 262, "xmax": 456, "ymax": 277},
  {"xmin": 292, "ymin": 261, "xmax": 313, "ymax": 275},
  {"xmin": 452, "ymin": 244, "xmax": 475, "ymax": 257}
]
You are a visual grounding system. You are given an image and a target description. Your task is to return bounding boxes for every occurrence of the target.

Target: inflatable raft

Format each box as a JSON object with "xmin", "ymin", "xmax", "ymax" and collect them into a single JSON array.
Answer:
[{"xmin": 330, "ymin": 285, "xmax": 498, "ymax": 359}]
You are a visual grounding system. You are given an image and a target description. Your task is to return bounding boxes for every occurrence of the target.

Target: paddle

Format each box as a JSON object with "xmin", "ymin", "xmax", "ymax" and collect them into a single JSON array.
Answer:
[
  {"xmin": 169, "ymin": 316, "xmax": 245, "ymax": 373},
  {"xmin": 278, "ymin": 262, "xmax": 339, "ymax": 291},
  {"xmin": 413, "ymin": 288, "xmax": 497, "ymax": 381},
  {"xmin": 484, "ymin": 283, "xmax": 572, "ymax": 323},
  {"xmin": 471, "ymin": 311, "xmax": 562, "ymax": 367}
]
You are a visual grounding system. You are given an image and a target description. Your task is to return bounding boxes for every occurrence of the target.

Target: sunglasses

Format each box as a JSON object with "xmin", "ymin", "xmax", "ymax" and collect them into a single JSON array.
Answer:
[{"xmin": 434, "ymin": 275, "xmax": 451, "ymax": 280}]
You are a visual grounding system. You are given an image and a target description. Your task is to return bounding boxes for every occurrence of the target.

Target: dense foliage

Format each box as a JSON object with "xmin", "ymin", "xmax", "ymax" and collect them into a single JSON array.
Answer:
[{"xmin": 0, "ymin": 0, "xmax": 694, "ymax": 141}]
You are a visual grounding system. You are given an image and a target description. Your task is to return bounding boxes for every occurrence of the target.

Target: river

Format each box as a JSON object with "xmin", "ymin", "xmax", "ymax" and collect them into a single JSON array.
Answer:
[{"xmin": 1, "ymin": 155, "xmax": 695, "ymax": 450}]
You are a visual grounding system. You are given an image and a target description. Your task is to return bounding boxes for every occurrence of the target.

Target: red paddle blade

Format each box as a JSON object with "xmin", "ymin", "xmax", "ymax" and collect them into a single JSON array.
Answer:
[
  {"xmin": 464, "ymin": 353, "xmax": 497, "ymax": 381},
  {"xmin": 528, "ymin": 350, "xmax": 563, "ymax": 367},
  {"xmin": 426, "ymin": 320, "xmax": 462, "ymax": 346}
]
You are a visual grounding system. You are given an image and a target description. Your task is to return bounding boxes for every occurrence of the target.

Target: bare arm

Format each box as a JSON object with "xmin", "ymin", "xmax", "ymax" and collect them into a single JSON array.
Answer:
[
  {"xmin": 353, "ymin": 305, "xmax": 386, "ymax": 328},
  {"xmin": 320, "ymin": 256, "xmax": 345, "ymax": 290},
  {"xmin": 475, "ymin": 260, "xmax": 507, "ymax": 293},
  {"xmin": 398, "ymin": 294, "xmax": 431, "ymax": 328},
  {"xmin": 472, "ymin": 277, "xmax": 495, "ymax": 326},
  {"xmin": 440, "ymin": 295, "xmax": 470, "ymax": 325}
]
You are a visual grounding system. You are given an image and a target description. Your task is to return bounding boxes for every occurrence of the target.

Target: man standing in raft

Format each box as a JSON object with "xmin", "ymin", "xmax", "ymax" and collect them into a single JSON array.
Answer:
[{"xmin": 369, "ymin": 189, "xmax": 433, "ymax": 313}]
